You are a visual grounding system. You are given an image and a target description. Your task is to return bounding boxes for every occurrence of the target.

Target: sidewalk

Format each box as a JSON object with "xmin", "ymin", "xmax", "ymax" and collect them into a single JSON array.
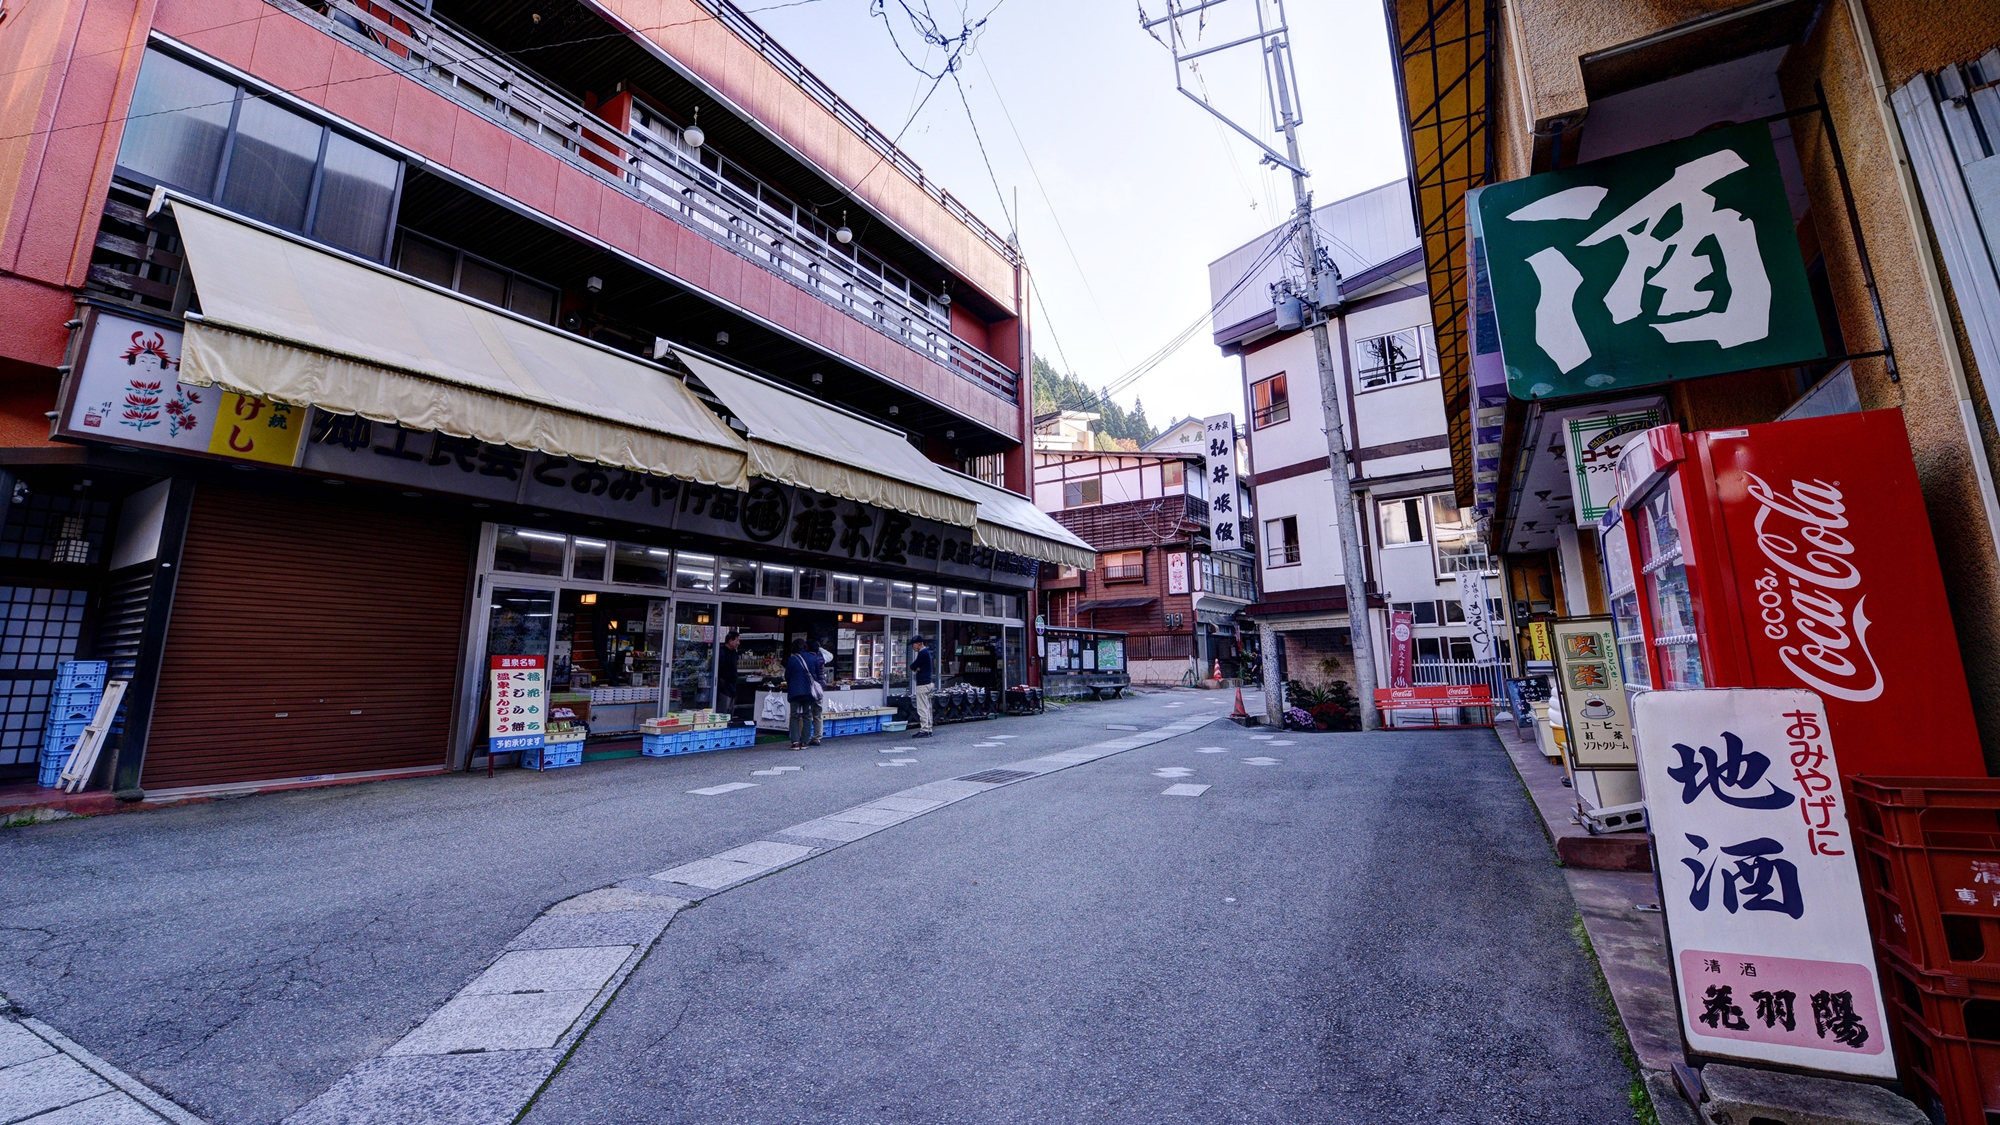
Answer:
[
  {"xmin": 1492, "ymin": 716, "xmax": 1696, "ymax": 1125},
  {"xmin": 0, "ymin": 1003, "xmax": 206, "ymax": 1124}
]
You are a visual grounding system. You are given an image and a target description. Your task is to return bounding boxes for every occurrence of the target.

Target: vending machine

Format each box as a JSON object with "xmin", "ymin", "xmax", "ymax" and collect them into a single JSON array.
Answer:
[{"xmin": 1607, "ymin": 410, "xmax": 1983, "ymax": 779}]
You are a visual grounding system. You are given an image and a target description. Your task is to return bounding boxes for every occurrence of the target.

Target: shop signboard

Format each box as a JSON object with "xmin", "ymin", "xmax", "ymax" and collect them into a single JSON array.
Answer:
[
  {"xmin": 59, "ymin": 310, "xmax": 303, "ymax": 465},
  {"xmin": 1456, "ymin": 573, "xmax": 1496, "ymax": 663},
  {"xmin": 1633, "ymin": 688, "xmax": 1892, "ymax": 1079},
  {"xmin": 1167, "ymin": 552, "xmax": 1189, "ymax": 595},
  {"xmin": 1526, "ymin": 619, "xmax": 1554, "ymax": 664},
  {"xmin": 1387, "ymin": 611, "xmax": 1415, "ymax": 688},
  {"xmin": 294, "ymin": 417, "xmax": 1039, "ymax": 590},
  {"xmin": 1565, "ymin": 408, "xmax": 1663, "ymax": 523},
  {"xmin": 1477, "ymin": 123, "xmax": 1824, "ymax": 401},
  {"xmin": 488, "ymin": 654, "xmax": 546, "ymax": 752},
  {"xmin": 1550, "ymin": 616, "xmax": 1634, "ymax": 769},
  {"xmin": 1202, "ymin": 414, "xmax": 1239, "ymax": 549},
  {"xmin": 1095, "ymin": 637, "xmax": 1124, "ymax": 672}
]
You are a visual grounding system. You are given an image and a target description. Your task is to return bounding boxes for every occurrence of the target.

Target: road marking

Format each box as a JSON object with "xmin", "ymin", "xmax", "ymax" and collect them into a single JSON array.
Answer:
[
  {"xmin": 973, "ymin": 742, "xmax": 1001, "ymax": 747},
  {"xmin": 1196, "ymin": 746, "xmax": 1228, "ymax": 753},
  {"xmin": 1242, "ymin": 756, "xmax": 1281, "ymax": 766},
  {"xmin": 1161, "ymin": 783, "xmax": 1210, "ymax": 796},
  {"xmin": 1153, "ymin": 767, "xmax": 1195, "ymax": 779},
  {"xmin": 1248, "ymin": 734, "xmax": 1275, "ymax": 741},
  {"xmin": 750, "ymin": 769, "xmax": 785, "ymax": 776},
  {"xmin": 876, "ymin": 761, "xmax": 915, "ymax": 767},
  {"xmin": 687, "ymin": 782, "xmax": 758, "ymax": 795},
  {"xmin": 1107, "ymin": 724, "xmax": 1141, "ymax": 731},
  {"xmin": 988, "ymin": 735, "xmax": 1017, "ymax": 739},
  {"xmin": 1269, "ymin": 740, "xmax": 1296, "ymax": 746},
  {"xmin": 878, "ymin": 748, "xmax": 904, "ymax": 753}
]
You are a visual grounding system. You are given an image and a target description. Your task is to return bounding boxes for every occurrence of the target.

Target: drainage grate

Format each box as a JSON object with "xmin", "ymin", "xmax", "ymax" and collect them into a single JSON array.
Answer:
[{"xmin": 957, "ymin": 769, "xmax": 1036, "ymax": 785}]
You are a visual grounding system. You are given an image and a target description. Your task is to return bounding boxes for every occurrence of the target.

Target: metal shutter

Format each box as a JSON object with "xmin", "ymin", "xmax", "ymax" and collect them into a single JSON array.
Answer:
[{"xmin": 140, "ymin": 486, "xmax": 471, "ymax": 789}]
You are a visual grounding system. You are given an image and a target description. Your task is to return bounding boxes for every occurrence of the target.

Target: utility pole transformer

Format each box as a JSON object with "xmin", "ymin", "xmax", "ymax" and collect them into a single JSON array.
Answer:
[{"xmin": 1140, "ymin": 0, "xmax": 1380, "ymax": 730}]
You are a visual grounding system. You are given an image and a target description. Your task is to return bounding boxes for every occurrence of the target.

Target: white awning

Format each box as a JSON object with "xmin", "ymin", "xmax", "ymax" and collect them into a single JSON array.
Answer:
[
  {"xmin": 672, "ymin": 347, "xmax": 979, "ymax": 527},
  {"xmin": 167, "ymin": 200, "xmax": 749, "ymax": 490},
  {"xmin": 955, "ymin": 472, "xmax": 1097, "ymax": 571}
]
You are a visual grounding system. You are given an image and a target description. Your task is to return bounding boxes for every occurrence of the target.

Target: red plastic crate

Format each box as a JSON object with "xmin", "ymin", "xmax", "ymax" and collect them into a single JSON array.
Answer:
[
  {"xmin": 1854, "ymin": 778, "xmax": 2000, "ymax": 980},
  {"xmin": 1878, "ymin": 955, "xmax": 2000, "ymax": 1125}
]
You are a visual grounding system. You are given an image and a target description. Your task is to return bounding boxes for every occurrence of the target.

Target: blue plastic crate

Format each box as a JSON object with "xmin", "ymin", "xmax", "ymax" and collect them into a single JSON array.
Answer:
[
  {"xmin": 642, "ymin": 726, "xmax": 754, "ymax": 757},
  {"xmin": 43, "ymin": 718, "xmax": 87, "ymax": 748},
  {"xmin": 54, "ymin": 661, "xmax": 108, "ymax": 694},
  {"xmin": 824, "ymin": 715, "xmax": 883, "ymax": 738},
  {"xmin": 519, "ymin": 743, "xmax": 581, "ymax": 771},
  {"xmin": 47, "ymin": 689, "xmax": 101, "ymax": 726},
  {"xmin": 37, "ymin": 750, "xmax": 67, "ymax": 788}
]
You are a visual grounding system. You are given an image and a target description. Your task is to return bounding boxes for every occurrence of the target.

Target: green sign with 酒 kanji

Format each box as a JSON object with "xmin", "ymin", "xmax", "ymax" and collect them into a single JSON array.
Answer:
[{"xmin": 1476, "ymin": 123, "xmax": 1825, "ymax": 401}]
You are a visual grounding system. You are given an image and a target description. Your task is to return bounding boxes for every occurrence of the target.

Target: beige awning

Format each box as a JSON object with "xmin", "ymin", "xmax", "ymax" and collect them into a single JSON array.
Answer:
[
  {"xmin": 956, "ymin": 472, "xmax": 1097, "ymax": 570},
  {"xmin": 672, "ymin": 347, "xmax": 979, "ymax": 527},
  {"xmin": 167, "ymin": 200, "xmax": 749, "ymax": 489}
]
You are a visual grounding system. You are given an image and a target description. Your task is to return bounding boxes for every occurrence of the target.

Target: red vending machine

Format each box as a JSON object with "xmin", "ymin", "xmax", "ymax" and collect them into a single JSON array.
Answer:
[{"xmin": 1608, "ymin": 409, "xmax": 1983, "ymax": 779}]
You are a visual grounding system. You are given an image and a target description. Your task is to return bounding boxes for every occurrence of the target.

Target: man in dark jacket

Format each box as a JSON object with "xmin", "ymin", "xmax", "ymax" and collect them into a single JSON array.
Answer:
[
  {"xmin": 784, "ymin": 637, "xmax": 818, "ymax": 750},
  {"xmin": 910, "ymin": 636, "xmax": 935, "ymax": 737},
  {"xmin": 716, "ymin": 631, "xmax": 741, "ymax": 719}
]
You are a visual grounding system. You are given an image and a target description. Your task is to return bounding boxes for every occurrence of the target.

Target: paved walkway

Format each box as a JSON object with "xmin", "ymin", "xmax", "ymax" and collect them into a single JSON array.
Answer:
[{"xmin": 0, "ymin": 1009, "xmax": 204, "ymax": 1125}]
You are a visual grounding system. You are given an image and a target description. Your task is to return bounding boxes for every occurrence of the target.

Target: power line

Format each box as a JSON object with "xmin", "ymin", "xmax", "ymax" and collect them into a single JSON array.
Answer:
[
  {"xmin": 973, "ymin": 52, "xmax": 1104, "ymax": 318},
  {"xmin": 949, "ymin": 70, "xmax": 1015, "ymax": 237}
]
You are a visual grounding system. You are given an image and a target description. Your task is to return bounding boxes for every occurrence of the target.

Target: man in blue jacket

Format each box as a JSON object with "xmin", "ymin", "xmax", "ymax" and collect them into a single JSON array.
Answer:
[
  {"xmin": 909, "ymin": 636, "xmax": 935, "ymax": 737},
  {"xmin": 784, "ymin": 637, "xmax": 824, "ymax": 750}
]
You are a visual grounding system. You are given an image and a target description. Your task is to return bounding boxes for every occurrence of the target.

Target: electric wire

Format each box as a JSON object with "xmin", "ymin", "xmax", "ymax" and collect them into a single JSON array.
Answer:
[{"xmin": 972, "ymin": 52, "xmax": 1104, "ymax": 317}]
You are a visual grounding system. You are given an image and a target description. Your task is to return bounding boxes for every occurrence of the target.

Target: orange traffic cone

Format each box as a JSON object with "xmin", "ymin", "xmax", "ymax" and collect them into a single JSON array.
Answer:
[
  {"xmin": 1211, "ymin": 659, "xmax": 1222, "ymax": 680},
  {"xmin": 1231, "ymin": 688, "xmax": 1250, "ymax": 720}
]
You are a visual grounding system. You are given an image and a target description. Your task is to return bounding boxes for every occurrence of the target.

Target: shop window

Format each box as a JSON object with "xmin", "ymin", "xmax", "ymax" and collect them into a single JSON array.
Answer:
[
  {"xmin": 798, "ymin": 569, "xmax": 829, "ymax": 601},
  {"xmin": 832, "ymin": 573, "xmax": 860, "ymax": 604},
  {"xmin": 1104, "ymin": 550, "xmax": 1145, "ymax": 582},
  {"xmin": 891, "ymin": 582, "xmax": 916, "ymax": 611},
  {"xmin": 670, "ymin": 601, "xmax": 717, "ymax": 709},
  {"xmin": 861, "ymin": 577, "xmax": 890, "ymax": 608},
  {"xmin": 1063, "ymin": 478, "xmax": 1102, "ymax": 508},
  {"xmin": 394, "ymin": 232, "xmax": 560, "ymax": 326},
  {"xmin": 494, "ymin": 526, "xmax": 565, "ymax": 575},
  {"xmin": 115, "ymin": 48, "xmax": 402, "ymax": 260},
  {"xmin": 669, "ymin": 550, "xmax": 714, "ymax": 591},
  {"xmin": 761, "ymin": 563, "xmax": 795, "ymax": 599},
  {"xmin": 1252, "ymin": 373, "xmax": 1289, "ymax": 428},
  {"xmin": 939, "ymin": 588, "xmax": 960, "ymax": 614},
  {"xmin": 915, "ymin": 584, "xmax": 939, "ymax": 612},
  {"xmin": 572, "ymin": 537, "xmax": 608, "ymax": 582},
  {"xmin": 1380, "ymin": 497, "xmax": 1426, "ymax": 545},
  {"xmin": 1265, "ymin": 517, "xmax": 1300, "ymax": 566},
  {"xmin": 1355, "ymin": 328, "xmax": 1429, "ymax": 390},
  {"xmin": 717, "ymin": 557, "xmax": 757, "ymax": 596},
  {"xmin": 982, "ymin": 592, "xmax": 1000, "ymax": 617}
]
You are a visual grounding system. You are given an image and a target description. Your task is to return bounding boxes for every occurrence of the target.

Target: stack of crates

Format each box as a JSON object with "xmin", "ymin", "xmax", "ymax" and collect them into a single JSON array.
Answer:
[
  {"xmin": 519, "ymin": 741, "xmax": 583, "ymax": 770},
  {"xmin": 641, "ymin": 726, "xmax": 755, "ymax": 757},
  {"xmin": 1853, "ymin": 776, "xmax": 2000, "ymax": 1124},
  {"xmin": 823, "ymin": 713, "xmax": 883, "ymax": 738},
  {"xmin": 37, "ymin": 660, "xmax": 108, "ymax": 788}
]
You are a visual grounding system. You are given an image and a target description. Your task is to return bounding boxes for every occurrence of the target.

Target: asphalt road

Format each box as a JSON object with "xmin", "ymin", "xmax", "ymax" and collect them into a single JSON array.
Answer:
[{"xmin": 0, "ymin": 692, "xmax": 1634, "ymax": 1124}]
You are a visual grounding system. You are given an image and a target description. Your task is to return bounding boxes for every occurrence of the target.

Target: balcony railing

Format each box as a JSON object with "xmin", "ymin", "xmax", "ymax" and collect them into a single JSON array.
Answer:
[
  {"xmin": 289, "ymin": 0, "xmax": 1020, "ymax": 403},
  {"xmin": 1436, "ymin": 546, "xmax": 1499, "ymax": 575}
]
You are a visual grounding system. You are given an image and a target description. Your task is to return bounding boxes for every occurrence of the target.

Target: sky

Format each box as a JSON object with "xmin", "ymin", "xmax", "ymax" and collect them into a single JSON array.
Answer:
[{"xmin": 740, "ymin": 0, "xmax": 1411, "ymax": 430}]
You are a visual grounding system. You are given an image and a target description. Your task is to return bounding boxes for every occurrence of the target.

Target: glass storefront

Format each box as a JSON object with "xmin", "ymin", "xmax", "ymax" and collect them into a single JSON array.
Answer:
[{"xmin": 467, "ymin": 523, "xmax": 1031, "ymax": 752}]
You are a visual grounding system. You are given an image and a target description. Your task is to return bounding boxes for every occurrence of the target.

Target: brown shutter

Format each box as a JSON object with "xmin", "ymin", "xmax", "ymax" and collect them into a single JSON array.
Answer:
[{"xmin": 141, "ymin": 485, "xmax": 472, "ymax": 790}]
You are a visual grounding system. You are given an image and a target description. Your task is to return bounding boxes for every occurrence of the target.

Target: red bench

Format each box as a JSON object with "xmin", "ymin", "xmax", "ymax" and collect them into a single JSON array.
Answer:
[{"xmin": 1373, "ymin": 684, "xmax": 1495, "ymax": 729}]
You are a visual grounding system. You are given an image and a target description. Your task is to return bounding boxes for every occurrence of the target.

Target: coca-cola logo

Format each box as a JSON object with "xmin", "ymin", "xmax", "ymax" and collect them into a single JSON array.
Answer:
[{"xmin": 1744, "ymin": 473, "xmax": 1882, "ymax": 702}]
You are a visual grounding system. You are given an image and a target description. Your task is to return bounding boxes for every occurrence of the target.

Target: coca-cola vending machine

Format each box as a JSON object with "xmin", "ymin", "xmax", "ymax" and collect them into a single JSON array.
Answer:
[{"xmin": 1607, "ymin": 409, "xmax": 1982, "ymax": 778}]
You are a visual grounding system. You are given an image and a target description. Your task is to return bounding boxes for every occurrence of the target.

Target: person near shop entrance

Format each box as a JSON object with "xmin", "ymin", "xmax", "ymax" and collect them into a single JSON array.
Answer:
[
  {"xmin": 813, "ymin": 639, "xmax": 834, "ymax": 744},
  {"xmin": 910, "ymin": 636, "xmax": 935, "ymax": 737},
  {"xmin": 717, "ymin": 631, "xmax": 741, "ymax": 721},
  {"xmin": 785, "ymin": 637, "xmax": 825, "ymax": 750}
]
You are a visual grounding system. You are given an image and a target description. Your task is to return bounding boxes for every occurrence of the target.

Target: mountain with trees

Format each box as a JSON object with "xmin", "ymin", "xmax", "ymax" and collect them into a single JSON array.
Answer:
[{"xmin": 1031, "ymin": 356, "xmax": 1157, "ymax": 451}]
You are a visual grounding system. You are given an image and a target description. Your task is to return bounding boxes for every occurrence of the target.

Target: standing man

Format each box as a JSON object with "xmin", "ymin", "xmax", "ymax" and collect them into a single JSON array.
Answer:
[
  {"xmin": 784, "ymin": 637, "xmax": 819, "ymax": 751},
  {"xmin": 716, "ymin": 631, "xmax": 741, "ymax": 722},
  {"xmin": 910, "ymin": 636, "xmax": 936, "ymax": 738}
]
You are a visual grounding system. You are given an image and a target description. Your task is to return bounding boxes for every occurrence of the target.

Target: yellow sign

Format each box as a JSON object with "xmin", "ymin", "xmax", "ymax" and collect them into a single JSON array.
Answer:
[
  {"xmin": 207, "ymin": 394, "xmax": 302, "ymax": 465},
  {"xmin": 1526, "ymin": 619, "xmax": 1553, "ymax": 663}
]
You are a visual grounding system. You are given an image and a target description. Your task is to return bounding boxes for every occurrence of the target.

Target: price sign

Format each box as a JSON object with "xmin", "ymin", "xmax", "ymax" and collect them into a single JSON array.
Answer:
[{"xmin": 488, "ymin": 654, "xmax": 546, "ymax": 752}]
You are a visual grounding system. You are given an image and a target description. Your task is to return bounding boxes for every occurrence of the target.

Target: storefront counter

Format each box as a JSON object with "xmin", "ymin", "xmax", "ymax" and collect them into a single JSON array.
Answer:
[{"xmin": 754, "ymin": 686, "xmax": 888, "ymax": 730}]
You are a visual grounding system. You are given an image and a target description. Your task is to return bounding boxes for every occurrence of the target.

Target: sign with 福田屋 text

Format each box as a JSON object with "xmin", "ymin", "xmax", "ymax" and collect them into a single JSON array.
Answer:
[
  {"xmin": 1633, "ymin": 688, "xmax": 1892, "ymax": 1079},
  {"xmin": 488, "ymin": 655, "xmax": 546, "ymax": 752},
  {"xmin": 1550, "ymin": 616, "xmax": 1633, "ymax": 769},
  {"xmin": 1477, "ymin": 123, "xmax": 1824, "ymax": 401},
  {"xmin": 1202, "ymin": 415, "xmax": 1239, "ymax": 551}
]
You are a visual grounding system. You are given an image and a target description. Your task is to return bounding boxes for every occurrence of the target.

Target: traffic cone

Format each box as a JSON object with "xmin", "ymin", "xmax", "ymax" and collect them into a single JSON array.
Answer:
[
  {"xmin": 1211, "ymin": 659, "xmax": 1222, "ymax": 680},
  {"xmin": 1231, "ymin": 688, "xmax": 1249, "ymax": 720}
]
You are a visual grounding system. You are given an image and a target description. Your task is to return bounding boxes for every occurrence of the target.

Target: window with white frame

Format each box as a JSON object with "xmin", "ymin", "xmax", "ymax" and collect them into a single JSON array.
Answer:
[
  {"xmin": 1354, "ymin": 328, "xmax": 1430, "ymax": 390},
  {"xmin": 1265, "ymin": 516, "xmax": 1300, "ymax": 566},
  {"xmin": 1428, "ymin": 493, "xmax": 1491, "ymax": 574},
  {"xmin": 1379, "ymin": 497, "xmax": 1425, "ymax": 545},
  {"xmin": 1063, "ymin": 478, "xmax": 1102, "ymax": 508}
]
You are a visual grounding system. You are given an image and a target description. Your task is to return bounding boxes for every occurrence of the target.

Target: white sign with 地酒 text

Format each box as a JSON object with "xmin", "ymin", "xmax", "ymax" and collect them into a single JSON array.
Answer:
[{"xmin": 1633, "ymin": 687, "xmax": 1891, "ymax": 1078}]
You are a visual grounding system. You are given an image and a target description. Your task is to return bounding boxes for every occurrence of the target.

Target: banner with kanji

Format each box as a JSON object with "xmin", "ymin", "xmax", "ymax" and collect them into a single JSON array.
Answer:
[
  {"xmin": 488, "ymin": 655, "xmax": 546, "ymax": 753},
  {"xmin": 1632, "ymin": 688, "xmax": 1892, "ymax": 1078}
]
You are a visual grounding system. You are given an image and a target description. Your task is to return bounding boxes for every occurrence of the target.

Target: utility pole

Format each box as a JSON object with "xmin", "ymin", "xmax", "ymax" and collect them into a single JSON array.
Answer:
[{"xmin": 1140, "ymin": 0, "xmax": 1379, "ymax": 729}]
